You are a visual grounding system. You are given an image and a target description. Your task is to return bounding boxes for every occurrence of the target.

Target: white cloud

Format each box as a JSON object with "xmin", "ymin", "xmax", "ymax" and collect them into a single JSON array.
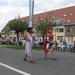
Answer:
[
  {"xmin": 0, "ymin": 0, "xmax": 75, "ymax": 32},
  {"xmin": 0, "ymin": 0, "xmax": 29, "ymax": 31}
]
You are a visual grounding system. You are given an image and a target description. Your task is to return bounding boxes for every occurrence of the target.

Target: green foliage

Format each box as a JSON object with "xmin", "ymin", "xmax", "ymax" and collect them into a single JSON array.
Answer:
[
  {"xmin": 33, "ymin": 45, "xmax": 43, "ymax": 50},
  {"xmin": 7, "ymin": 19, "xmax": 28, "ymax": 34},
  {"xmin": 36, "ymin": 13, "xmax": 56, "ymax": 42},
  {"xmin": 5, "ymin": 45, "xmax": 24, "ymax": 50},
  {"xmin": 7, "ymin": 18, "xmax": 28, "ymax": 42},
  {"xmin": 0, "ymin": 33, "xmax": 1, "ymax": 38},
  {"xmin": 37, "ymin": 16, "xmax": 49, "ymax": 36},
  {"xmin": 1, "ymin": 45, "xmax": 43, "ymax": 50}
]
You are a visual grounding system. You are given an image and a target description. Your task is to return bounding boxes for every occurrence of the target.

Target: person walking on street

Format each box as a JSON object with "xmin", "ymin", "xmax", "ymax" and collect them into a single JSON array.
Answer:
[
  {"xmin": 44, "ymin": 26, "xmax": 57, "ymax": 60},
  {"xmin": 23, "ymin": 27, "xmax": 36, "ymax": 63}
]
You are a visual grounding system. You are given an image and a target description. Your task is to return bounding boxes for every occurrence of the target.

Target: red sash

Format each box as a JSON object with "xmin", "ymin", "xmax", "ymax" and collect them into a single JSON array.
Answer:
[{"xmin": 44, "ymin": 34, "xmax": 53, "ymax": 53}]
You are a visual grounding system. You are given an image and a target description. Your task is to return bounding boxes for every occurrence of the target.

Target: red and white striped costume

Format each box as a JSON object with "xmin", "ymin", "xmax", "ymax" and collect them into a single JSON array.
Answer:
[{"xmin": 44, "ymin": 33, "xmax": 54, "ymax": 53}]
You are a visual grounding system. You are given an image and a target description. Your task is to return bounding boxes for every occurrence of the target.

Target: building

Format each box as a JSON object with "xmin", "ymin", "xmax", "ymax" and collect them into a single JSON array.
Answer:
[{"xmin": 1, "ymin": 6, "xmax": 75, "ymax": 43}]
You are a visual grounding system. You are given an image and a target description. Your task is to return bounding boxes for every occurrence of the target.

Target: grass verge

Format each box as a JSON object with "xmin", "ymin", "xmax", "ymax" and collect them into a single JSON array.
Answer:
[{"xmin": 0, "ymin": 45, "xmax": 43, "ymax": 50}]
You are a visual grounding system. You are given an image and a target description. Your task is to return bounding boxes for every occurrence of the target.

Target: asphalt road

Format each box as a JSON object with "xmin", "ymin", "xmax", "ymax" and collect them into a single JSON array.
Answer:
[{"xmin": 0, "ymin": 47, "xmax": 75, "ymax": 75}]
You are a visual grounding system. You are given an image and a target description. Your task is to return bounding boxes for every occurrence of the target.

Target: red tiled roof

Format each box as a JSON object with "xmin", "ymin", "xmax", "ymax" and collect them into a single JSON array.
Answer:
[
  {"xmin": 21, "ymin": 6, "xmax": 75, "ymax": 25},
  {"xmin": 51, "ymin": 6, "xmax": 75, "ymax": 24}
]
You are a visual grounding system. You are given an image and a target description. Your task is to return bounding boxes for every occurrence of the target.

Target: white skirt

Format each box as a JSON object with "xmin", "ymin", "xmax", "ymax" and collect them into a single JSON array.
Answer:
[{"xmin": 46, "ymin": 43, "xmax": 55, "ymax": 50}]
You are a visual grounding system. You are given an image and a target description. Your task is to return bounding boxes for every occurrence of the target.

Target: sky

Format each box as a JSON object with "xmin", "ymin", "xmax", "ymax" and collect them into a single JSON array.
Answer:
[{"xmin": 0, "ymin": 0, "xmax": 75, "ymax": 32}]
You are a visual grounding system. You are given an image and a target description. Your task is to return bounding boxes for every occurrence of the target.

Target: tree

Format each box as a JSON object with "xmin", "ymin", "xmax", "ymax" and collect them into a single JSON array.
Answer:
[
  {"xmin": 0, "ymin": 33, "xmax": 1, "ymax": 38},
  {"xmin": 7, "ymin": 18, "xmax": 28, "ymax": 43},
  {"xmin": 37, "ymin": 13, "xmax": 56, "ymax": 43}
]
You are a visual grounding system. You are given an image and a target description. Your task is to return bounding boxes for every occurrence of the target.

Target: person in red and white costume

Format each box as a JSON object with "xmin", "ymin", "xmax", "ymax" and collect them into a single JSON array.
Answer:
[{"xmin": 44, "ymin": 26, "xmax": 57, "ymax": 60}]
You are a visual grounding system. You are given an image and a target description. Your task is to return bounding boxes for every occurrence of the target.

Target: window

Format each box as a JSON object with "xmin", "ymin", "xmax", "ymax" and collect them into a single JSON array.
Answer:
[
  {"xmin": 68, "ymin": 36, "xmax": 73, "ymax": 43},
  {"xmin": 57, "ymin": 28, "xmax": 64, "ymax": 32},
  {"xmin": 67, "ymin": 27, "xmax": 72, "ymax": 32},
  {"xmin": 13, "ymin": 37, "xmax": 16, "ymax": 41},
  {"xmin": 70, "ymin": 13, "xmax": 72, "ymax": 16},
  {"xmin": 67, "ymin": 20, "xmax": 70, "ymax": 22},
  {"xmin": 10, "ymin": 37, "xmax": 12, "ymax": 39},
  {"xmin": 57, "ymin": 21, "xmax": 63, "ymax": 25},
  {"xmin": 57, "ymin": 36, "xmax": 64, "ymax": 40},
  {"xmin": 53, "ymin": 16, "xmax": 55, "ymax": 19},
  {"xmin": 61, "ymin": 21, "xmax": 64, "ymax": 24},
  {"xmin": 41, "ymin": 18, "xmax": 43, "ymax": 20},
  {"xmin": 14, "ymin": 32, "xmax": 16, "ymax": 34},
  {"xmin": 52, "ymin": 22, "xmax": 56, "ymax": 25},
  {"xmin": 63, "ymin": 14, "xmax": 66, "ymax": 17}
]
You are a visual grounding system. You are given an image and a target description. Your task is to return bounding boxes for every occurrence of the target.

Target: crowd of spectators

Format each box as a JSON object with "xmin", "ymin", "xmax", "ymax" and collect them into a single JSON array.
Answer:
[
  {"xmin": 0, "ymin": 38, "xmax": 75, "ymax": 53},
  {"xmin": 56, "ymin": 40, "xmax": 75, "ymax": 53}
]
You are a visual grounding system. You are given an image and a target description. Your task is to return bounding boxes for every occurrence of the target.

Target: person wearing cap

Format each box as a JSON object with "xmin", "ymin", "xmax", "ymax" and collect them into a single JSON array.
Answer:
[
  {"xmin": 23, "ymin": 27, "xmax": 36, "ymax": 63},
  {"xmin": 44, "ymin": 26, "xmax": 57, "ymax": 60}
]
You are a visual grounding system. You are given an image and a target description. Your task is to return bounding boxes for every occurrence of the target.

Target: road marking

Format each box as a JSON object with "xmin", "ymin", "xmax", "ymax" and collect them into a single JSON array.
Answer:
[{"xmin": 0, "ymin": 62, "xmax": 31, "ymax": 75}]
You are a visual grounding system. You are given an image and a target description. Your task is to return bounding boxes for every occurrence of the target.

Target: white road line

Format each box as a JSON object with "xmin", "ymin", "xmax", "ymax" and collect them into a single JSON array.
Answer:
[{"xmin": 0, "ymin": 62, "xmax": 31, "ymax": 75}]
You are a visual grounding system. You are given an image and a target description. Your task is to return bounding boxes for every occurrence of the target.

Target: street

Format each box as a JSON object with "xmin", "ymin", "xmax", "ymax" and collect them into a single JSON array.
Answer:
[{"xmin": 0, "ymin": 47, "xmax": 75, "ymax": 75}]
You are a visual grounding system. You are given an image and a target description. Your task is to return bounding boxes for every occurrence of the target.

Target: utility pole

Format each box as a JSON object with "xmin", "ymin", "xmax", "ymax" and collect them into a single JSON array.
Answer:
[{"xmin": 29, "ymin": 0, "xmax": 34, "ymax": 28}]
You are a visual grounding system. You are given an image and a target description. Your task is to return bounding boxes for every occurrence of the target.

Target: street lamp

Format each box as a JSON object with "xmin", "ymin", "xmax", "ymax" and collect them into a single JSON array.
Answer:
[{"xmin": 29, "ymin": 0, "xmax": 34, "ymax": 28}]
